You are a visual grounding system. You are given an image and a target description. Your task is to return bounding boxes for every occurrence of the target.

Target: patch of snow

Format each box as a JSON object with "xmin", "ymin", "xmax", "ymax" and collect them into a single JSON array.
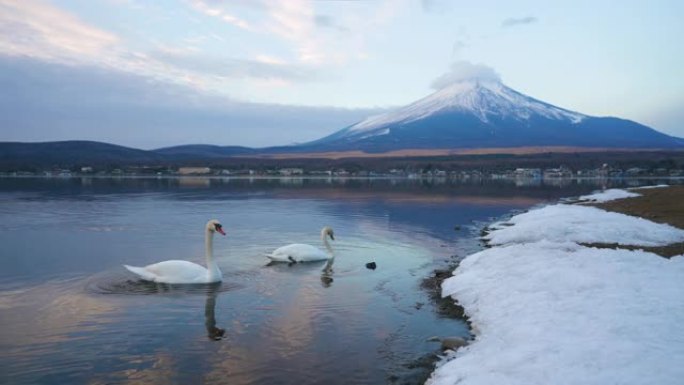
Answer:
[
  {"xmin": 346, "ymin": 80, "xmax": 586, "ymax": 134},
  {"xmin": 578, "ymin": 188, "xmax": 640, "ymax": 202},
  {"xmin": 430, "ymin": 241, "xmax": 684, "ymax": 385},
  {"xmin": 430, "ymin": 192, "xmax": 684, "ymax": 385},
  {"xmin": 630, "ymin": 184, "xmax": 670, "ymax": 190},
  {"xmin": 358, "ymin": 127, "xmax": 389, "ymax": 140},
  {"xmin": 486, "ymin": 204, "xmax": 684, "ymax": 247}
]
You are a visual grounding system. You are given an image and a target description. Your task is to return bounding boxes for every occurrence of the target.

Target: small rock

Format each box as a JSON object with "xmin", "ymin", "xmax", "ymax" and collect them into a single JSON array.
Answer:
[
  {"xmin": 365, "ymin": 262, "xmax": 377, "ymax": 270},
  {"xmin": 415, "ymin": 302, "xmax": 424, "ymax": 310},
  {"xmin": 454, "ymin": 225, "xmax": 461, "ymax": 231},
  {"xmin": 427, "ymin": 336, "xmax": 468, "ymax": 350}
]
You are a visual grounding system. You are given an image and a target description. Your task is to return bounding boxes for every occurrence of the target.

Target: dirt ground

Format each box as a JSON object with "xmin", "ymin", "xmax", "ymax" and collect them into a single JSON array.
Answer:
[{"xmin": 588, "ymin": 185, "xmax": 684, "ymax": 257}]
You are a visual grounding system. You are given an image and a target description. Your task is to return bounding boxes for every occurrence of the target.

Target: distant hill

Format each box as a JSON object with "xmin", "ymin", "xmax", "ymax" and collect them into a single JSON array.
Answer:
[
  {"xmin": 153, "ymin": 144, "xmax": 257, "ymax": 159},
  {"xmin": 0, "ymin": 141, "xmax": 165, "ymax": 169},
  {"xmin": 1, "ymin": 140, "xmax": 683, "ymax": 173},
  {"xmin": 300, "ymin": 80, "xmax": 684, "ymax": 153}
]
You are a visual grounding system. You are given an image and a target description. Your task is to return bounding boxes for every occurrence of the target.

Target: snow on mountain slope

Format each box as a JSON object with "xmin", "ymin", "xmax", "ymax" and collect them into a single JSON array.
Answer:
[
  {"xmin": 302, "ymin": 78, "xmax": 683, "ymax": 152},
  {"xmin": 346, "ymin": 80, "xmax": 585, "ymax": 137}
]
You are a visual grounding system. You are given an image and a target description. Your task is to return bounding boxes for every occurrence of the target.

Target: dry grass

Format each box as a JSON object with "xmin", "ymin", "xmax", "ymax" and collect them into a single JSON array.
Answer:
[
  {"xmin": 587, "ymin": 185, "xmax": 684, "ymax": 257},
  {"xmin": 240, "ymin": 146, "xmax": 663, "ymax": 160}
]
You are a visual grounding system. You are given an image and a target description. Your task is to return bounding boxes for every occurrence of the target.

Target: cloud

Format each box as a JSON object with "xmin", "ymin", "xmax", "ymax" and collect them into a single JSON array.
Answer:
[
  {"xmin": 501, "ymin": 16, "xmax": 538, "ymax": 28},
  {"xmin": 186, "ymin": 0, "xmax": 395, "ymax": 66},
  {"xmin": 188, "ymin": 0, "xmax": 252, "ymax": 30},
  {"xmin": 0, "ymin": 0, "xmax": 197, "ymax": 86},
  {"xmin": 150, "ymin": 50, "xmax": 320, "ymax": 83},
  {"xmin": 430, "ymin": 61, "xmax": 501, "ymax": 89},
  {"xmin": 0, "ymin": 0, "xmax": 120, "ymax": 65},
  {"xmin": 420, "ymin": 0, "xmax": 450, "ymax": 12},
  {"xmin": 450, "ymin": 26, "xmax": 470, "ymax": 58},
  {"xmin": 0, "ymin": 57, "xmax": 386, "ymax": 148},
  {"xmin": 188, "ymin": 0, "xmax": 325, "ymax": 63},
  {"xmin": 0, "ymin": 0, "xmax": 330, "ymax": 98}
]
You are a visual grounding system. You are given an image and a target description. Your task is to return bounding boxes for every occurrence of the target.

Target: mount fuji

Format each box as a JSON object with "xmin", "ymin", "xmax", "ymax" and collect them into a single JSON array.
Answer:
[{"xmin": 299, "ymin": 80, "xmax": 683, "ymax": 153}]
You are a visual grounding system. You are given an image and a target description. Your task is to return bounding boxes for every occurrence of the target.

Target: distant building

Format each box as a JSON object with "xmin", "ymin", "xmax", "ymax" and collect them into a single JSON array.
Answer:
[
  {"xmin": 514, "ymin": 168, "xmax": 541, "ymax": 178},
  {"xmin": 80, "ymin": 166, "xmax": 93, "ymax": 173},
  {"xmin": 308, "ymin": 170, "xmax": 332, "ymax": 176},
  {"xmin": 278, "ymin": 168, "xmax": 304, "ymax": 176},
  {"xmin": 625, "ymin": 167, "xmax": 646, "ymax": 176},
  {"xmin": 178, "ymin": 167, "xmax": 211, "ymax": 175},
  {"xmin": 543, "ymin": 167, "xmax": 573, "ymax": 179}
]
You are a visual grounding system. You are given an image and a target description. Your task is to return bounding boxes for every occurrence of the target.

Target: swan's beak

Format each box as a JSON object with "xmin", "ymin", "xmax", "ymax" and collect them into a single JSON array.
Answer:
[
  {"xmin": 216, "ymin": 228, "xmax": 226, "ymax": 235},
  {"xmin": 330, "ymin": 234, "xmax": 335, "ymax": 241}
]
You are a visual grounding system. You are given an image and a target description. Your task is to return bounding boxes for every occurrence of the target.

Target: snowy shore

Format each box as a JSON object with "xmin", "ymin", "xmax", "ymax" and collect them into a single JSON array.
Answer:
[{"xmin": 428, "ymin": 187, "xmax": 684, "ymax": 385}]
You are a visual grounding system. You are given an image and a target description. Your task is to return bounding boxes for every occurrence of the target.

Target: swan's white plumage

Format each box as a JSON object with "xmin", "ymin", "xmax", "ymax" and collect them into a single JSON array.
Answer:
[
  {"xmin": 123, "ymin": 219, "xmax": 224, "ymax": 284},
  {"xmin": 124, "ymin": 261, "xmax": 221, "ymax": 284},
  {"xmin": 267, "ymin": 243, "xmax": 329, "ymax": 262},
  {"xmin": 267, "ymin": 226, "xmax": 335, "ymax": 263}
]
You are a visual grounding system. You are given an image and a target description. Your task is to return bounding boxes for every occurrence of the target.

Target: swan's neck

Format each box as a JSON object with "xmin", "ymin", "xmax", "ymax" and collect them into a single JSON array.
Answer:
[
  {"xmin": 321, "ymin": 233, "xmax": 334, "ymax": 256},
  {"xmin": 205, "ymin": 231, "xmax": 222, "ymax": 281}
]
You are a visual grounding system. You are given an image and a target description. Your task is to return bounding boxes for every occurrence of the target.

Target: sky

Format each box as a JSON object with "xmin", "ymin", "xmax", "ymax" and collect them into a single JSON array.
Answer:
[{"xmin": 1, "ymin": 0, "xmax": 683, "ymax": 149}]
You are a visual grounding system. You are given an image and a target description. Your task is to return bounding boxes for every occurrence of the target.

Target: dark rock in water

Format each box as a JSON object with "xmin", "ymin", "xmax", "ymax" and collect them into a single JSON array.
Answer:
[
  {"xmin": 454, "ymin": 225, "xmax": 461, "ymax": 231},
  {"xmin": 415, "ymin": 302, "xmax": 424, "ymax": 310},
  {"xmin": 365, "ymin": 262, "xmax": 377, "ymax": 270},
  {"xmin": 427, "ymin": 336, "xmax": 468, "ymax": 350}
]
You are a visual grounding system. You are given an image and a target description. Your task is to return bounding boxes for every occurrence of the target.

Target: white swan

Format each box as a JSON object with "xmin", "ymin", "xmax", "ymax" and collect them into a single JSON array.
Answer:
[
  {"xmin": 266, "ymin": 226, "xmax": 335, "ymax": 263},
  {"xmin": 123, "ymin": 219, "xmax": 225, "ymax": 284}
]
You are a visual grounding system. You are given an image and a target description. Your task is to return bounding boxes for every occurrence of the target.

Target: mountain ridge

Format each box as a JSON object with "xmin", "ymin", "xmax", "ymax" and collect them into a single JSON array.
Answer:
[{"xmin": 304, "ymin": 79, "xmax": 683, "ymax": 152}]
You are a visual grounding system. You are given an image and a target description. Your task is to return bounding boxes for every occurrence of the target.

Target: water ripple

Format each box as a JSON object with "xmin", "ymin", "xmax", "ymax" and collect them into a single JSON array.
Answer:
[{"xmin": 84, "ymin": 271, "xmax": 244, "ymax": 296}]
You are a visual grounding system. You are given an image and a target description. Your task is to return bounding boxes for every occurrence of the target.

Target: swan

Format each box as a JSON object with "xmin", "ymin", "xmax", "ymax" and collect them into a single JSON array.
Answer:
[
  {"xmin": 266, "ymin": 226, "xmax": 335, "ymax": 263},
  {"xmin": 123, "ymin": 219, "xmax": 225, "ymax": 284}
]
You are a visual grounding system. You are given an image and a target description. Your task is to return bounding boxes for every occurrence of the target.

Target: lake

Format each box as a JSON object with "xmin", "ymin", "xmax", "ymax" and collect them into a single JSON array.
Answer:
[{"xmin": 0, "ymin": 176, "xmax": 670, "ymax": 384}]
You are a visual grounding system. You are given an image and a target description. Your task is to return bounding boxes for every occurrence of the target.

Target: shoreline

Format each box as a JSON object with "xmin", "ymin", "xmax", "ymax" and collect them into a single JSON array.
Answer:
[
  {"xmin": 423, "ymin": 185, "xmax": 684, "ymax": 325},
  {"xmin": 426, "ymin": 185, "xmax": 684, "ymax": 385},
  {"xmin": 2, "ymin": 174, "xmax": 684, "ymax": 181}
]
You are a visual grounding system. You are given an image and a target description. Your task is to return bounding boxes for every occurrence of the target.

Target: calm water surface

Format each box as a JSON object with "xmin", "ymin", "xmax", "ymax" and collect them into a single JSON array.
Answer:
[{"xmin": 0, "ymin": 177, "xmax": 669, "ymax": 384}]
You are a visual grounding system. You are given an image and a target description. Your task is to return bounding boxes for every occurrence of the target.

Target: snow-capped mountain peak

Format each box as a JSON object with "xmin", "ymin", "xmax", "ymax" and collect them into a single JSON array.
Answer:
[
  {"xmin": 305, "ymin": 79, "xmax": 682, "ymax": 152},
  {"xmin": 346, "ymin": 80, "xmax": 585, "ymax": 137}
]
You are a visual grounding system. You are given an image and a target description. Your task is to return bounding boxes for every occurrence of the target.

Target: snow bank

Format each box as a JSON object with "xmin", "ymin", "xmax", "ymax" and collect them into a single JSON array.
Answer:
[
  {"xmin": 630, "ymin": 184, "xmax": 670, "ymax": 190},
  {"xmin": 578, "ymin": 188, "xmax": 640, "ymax": 202},
  {"xmin": 429, "ymin": 189, "xmax": 684, "ymax": 385},
  {"xmin": 430, "ymin": 242, "xmax": 684, "ymax": 385},
  {"xmin": 486, "ymin": 204, "xmax": 684, "ymax": 247}
]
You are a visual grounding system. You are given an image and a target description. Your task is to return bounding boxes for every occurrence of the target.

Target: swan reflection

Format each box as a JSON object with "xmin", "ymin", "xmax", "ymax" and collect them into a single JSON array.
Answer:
[
  {"xmin": 205, "ymin": 283, "xmax": 225, "ymax": 341},
  {"xmin": 320, "ymin": 258, "xmax": 335, "ymax": 288}
]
